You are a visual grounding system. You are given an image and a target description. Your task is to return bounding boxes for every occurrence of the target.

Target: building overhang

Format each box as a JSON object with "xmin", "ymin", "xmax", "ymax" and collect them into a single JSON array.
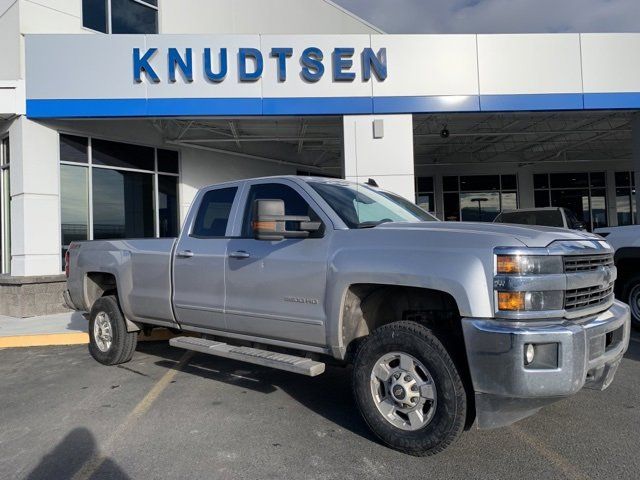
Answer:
[{"xmin": 23, "ymin": 33, "xmax": 640, "ymax": 119}]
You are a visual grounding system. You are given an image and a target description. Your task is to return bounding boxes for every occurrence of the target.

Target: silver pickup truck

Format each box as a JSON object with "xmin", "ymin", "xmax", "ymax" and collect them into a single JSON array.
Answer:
[{"xmin": 65, "ymin": 176, "xmax": 630, "ymax": 456}]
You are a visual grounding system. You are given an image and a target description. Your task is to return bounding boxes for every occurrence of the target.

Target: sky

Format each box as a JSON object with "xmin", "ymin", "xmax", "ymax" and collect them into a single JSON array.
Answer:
[{"xmin": 334, "ymin": 0, "xmax": 640, "ymax": 34}]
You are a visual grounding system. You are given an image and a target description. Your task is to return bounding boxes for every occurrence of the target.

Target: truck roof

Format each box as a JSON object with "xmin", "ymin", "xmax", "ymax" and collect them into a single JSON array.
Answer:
[{"xmin": 200, "ymin": 175, "xmax": 356, "ymax": 190}]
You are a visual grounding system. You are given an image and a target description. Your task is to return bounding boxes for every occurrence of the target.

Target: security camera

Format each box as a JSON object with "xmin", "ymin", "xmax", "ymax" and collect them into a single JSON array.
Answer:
[{"xmin": 440, "ymin": 128, "xmax": 450, "ymax": 139}]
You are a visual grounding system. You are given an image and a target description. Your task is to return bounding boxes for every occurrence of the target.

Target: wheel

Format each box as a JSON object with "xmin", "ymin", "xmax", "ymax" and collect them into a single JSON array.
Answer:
[
  {"xmin": 88, "ymin": 295, "xmax": 138, "ymax": 365},
  {"xmin": 622, "ymin": 274, "xmax": 640, "ymax": 329},
  {"xmin": 352, "ymin": 321, "xmax": 466, "ymax": 456}
]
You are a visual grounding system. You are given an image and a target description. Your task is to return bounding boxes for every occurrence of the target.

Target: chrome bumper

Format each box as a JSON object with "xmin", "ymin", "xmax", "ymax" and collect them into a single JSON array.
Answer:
[{"xmin": 462, "ymin": 300, "xmax": 631, "ymax": 429}]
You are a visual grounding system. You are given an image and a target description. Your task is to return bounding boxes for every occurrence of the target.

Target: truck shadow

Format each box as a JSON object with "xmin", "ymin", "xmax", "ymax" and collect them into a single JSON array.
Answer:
[
  {"xmin": 25, "ymin": 427, "xmax": 129, "ymax": 480},
  {"xmin": 144, "ymin": 342, "xmax": 378, "ymax": 444}
]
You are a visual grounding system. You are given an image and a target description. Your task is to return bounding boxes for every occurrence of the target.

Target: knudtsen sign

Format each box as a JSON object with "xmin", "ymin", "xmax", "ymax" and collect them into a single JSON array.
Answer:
[
  {"xmin": 25, "ymin": 34, "xmax": 640, "ymax": 118},
  {"xmin": 133, "ymin": 47, "xmax": 388, "ymax": 83}
]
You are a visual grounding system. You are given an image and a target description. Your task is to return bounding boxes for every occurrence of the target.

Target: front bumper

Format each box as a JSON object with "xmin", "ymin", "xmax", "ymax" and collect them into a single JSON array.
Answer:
[{"xmin": 462, "ymin": 300, "xmax": 630, "ymax": 429}]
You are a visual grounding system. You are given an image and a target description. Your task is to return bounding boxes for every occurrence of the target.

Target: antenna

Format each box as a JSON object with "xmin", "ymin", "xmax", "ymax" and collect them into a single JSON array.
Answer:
[{"xmin": 365, "ymin": 178, "xmax": 379, "ymax": 187}]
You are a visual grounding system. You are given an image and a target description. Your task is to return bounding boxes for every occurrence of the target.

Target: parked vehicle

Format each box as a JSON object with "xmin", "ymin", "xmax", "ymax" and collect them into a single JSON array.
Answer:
[
  {"xmin": 64, "ymin": 176, "xmax": 630, "ymax": 456},
  {"xmin": 494, "ymin": 207, "xmax": 587, "ymax": 230},
  {"xmin": 595, "ymin": 225, "xmax": 640, "ymax": 328}
]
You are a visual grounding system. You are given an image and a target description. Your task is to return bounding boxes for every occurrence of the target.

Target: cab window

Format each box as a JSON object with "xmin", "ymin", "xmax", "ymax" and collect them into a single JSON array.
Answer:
[{"xmin": 191, "ymin": 187, "xmax": 237, "ymax": 238}]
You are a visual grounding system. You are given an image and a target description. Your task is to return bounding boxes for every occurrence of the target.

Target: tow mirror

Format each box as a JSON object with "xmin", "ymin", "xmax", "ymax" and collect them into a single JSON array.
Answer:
[{"xmin": 253, "ymin": 199, "xmax": 321, "ymax": 241}]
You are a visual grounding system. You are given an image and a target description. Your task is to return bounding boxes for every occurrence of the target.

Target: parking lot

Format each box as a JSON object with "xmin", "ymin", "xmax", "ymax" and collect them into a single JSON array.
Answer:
[{"xmin": 1, "ymin": 333, "xmax": 639, "ymax": 480}]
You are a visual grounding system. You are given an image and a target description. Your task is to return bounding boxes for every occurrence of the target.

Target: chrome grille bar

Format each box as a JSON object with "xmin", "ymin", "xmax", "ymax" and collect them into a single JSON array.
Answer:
[
  {"xmin": 564, "ymin": 254, "xmax": 614, "ymax": 272},
  {"xmin": 565, "ymin": 283, "xmax": 614, "ymax": 310}
]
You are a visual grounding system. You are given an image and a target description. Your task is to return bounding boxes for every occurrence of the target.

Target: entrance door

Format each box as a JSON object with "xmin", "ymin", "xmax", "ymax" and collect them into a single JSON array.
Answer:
[
  {"xmin": 225, "ymin": 180, "xmax": 330, "ymax": 346},
  {"xmin": 173, "ymin": 186, "xmax": 238, "ymax": 331}
]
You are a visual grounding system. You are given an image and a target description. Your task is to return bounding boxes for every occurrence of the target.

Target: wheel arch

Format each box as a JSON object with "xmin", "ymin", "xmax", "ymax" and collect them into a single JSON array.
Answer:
[
  {"xmin": 84, "ymin": 272, "xmax": 140, "ymax": 332},
  {"xmin": 339, "ymin": 284, "xmax": 463, "ymax": 360}
]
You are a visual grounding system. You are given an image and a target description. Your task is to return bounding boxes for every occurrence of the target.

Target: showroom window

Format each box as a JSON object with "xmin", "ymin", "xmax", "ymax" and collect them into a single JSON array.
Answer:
[
  {"xmin": 442, "ymin": 175, "xmax": 518, "ymax": 222},
  {"xmin": 82, "ymin": 0, "xmax": 158, "ymax": 34},
  {"xmin": 615, "ymin": 171, "xmax": 636, "ymax": 226},
  {"xmin": 415, "ymin": 176, "xmax": 435, "ymax": 214},
  {"xmin": 60, "ymin": 134, "xmax": 179, "ymax": 268},
  {"xmin": 1, "ymin": 136, "xmax": 10, "ymax": 274},
  {"xmin": 534, "ymin": 172, "xmax": 607, "ymax": 231}
]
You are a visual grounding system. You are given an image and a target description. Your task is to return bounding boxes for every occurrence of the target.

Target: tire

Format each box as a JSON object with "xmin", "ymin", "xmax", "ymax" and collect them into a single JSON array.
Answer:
[
  {"xmin": 88, "ymin": 295, "xmax": 138, "ymax": 365},
  {"xmin": 622, "ymin": 274, "xmax": 640, "ymax": 329},
  {"xmin": 352, "ymin": 321, "xmax": 466, "ymax": 456}
]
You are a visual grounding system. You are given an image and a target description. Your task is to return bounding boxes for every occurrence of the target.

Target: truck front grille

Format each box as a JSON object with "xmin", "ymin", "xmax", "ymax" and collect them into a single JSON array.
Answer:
[
  {"xmin": 564, "ymin": 254, "xmax": 614, "ymax": 272},
  {"xmin": 565, "ymin": 283, "xmax": 615, "ymax": 311}
]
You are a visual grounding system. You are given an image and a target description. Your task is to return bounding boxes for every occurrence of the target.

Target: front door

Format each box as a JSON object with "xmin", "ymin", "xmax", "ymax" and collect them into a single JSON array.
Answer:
[
  {"xmin": 173, "ymin": 186, "xmax": 239, "ymax": 331},
  {"xmin": 225, "ymin": 181, "xmax": 330, "ymax": 346}
]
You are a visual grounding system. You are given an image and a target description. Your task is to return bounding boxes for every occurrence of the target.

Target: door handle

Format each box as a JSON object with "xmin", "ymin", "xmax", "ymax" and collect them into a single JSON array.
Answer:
[
  {"xmin": 176, "ymin": 250, "xmax": 194, "ymax": 258},
  {"xmin": 229, "ymin": 250, "xmax": 250, "ymax": 259}
]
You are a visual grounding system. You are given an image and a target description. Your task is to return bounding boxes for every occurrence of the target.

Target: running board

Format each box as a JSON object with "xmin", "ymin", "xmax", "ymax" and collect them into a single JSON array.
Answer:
[{"xmin": 169, "ymin": 336, "xmax": 325, "ymax": 377}]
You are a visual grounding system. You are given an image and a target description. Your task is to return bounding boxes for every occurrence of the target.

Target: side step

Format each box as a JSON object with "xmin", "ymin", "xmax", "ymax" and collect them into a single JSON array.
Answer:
[{"xmin": 169, "ymin": 336, "xmax": 325, "ymax": 377}]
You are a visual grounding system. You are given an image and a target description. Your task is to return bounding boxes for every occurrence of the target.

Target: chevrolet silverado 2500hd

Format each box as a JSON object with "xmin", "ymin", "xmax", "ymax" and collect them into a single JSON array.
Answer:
[{"xmin": 64, "ymin": 176, "xmax": 631, "ymax": 456}]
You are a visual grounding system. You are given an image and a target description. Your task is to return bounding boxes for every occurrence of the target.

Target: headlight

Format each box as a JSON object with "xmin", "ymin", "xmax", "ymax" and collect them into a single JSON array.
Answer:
[
  {"xmin": 496, "ymin": 255, "xmax": 563, "ymax": 275},
  {"xmin": 497, "ymin": 291, "xmax": 564, "ymax": 311}
]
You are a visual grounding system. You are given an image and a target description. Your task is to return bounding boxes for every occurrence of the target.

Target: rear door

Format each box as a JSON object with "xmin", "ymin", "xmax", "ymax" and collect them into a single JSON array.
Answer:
[
  {"xmin": 172, "ymin": 185, "xmax": 240, "ymax": 331},
  {"xmin": 224, "ymin": 180, "xmax": 332, "ymax": 346}
]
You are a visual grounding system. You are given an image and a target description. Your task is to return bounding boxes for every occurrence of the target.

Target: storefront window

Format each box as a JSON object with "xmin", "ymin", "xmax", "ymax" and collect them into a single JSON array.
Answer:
[
  {"xmin": 92, "ymin": 169, "xmax": 154, "ymax": 239},
  {"xmin": 615, "ymin": 171, "xmax": 636, "ymax": 226},
  {"xmin": 415, "ymin": 176, "xmax": 435, "ymax": 214},
  {"xmin": 534, "ymin": 172, "xmax": 607, "ymax": 231},
  {"xmin": 61, "ymin": 165, "xmax": 89, "ymax": 247},
  {"xmin": 158, "ymin": 175, "xmax": 179, "ymax": 238},
  {"xmin": 1, "ymin": 136, "xmax": 10, "ymax": 274},
  {"xmin": 442, "ymin": 175, "xmax": 518, "ymax": 222},
  {"xmin": 82, "ymin": 0, "xmax": 158, "ymax": 34},
  {"xmin": 59, "ymin": 134, "xmax": 180, "ymax": 268}
]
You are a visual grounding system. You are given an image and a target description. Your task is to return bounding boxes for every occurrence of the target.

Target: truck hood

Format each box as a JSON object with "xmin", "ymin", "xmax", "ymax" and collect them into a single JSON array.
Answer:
[{"xmin": 375, "ymin": 221, "xmax": 600, "ymax": 248}]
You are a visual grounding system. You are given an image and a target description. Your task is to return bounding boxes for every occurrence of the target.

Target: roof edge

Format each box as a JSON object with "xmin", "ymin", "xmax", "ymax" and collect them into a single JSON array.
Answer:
[{"xmin": 320, "ymin": 0, "xmax": 385, "ymax": 34}]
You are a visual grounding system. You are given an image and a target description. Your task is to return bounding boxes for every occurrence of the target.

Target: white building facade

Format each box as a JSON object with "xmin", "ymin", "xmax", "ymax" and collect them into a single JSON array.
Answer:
[{"xmin": 0, "ymin": 0, "xmax": 639, "ymax": 316}]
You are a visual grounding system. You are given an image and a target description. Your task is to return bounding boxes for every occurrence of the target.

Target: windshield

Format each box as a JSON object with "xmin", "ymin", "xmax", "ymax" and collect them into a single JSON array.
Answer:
[{"xmin": 309, "ymin": 181, "xmax": 437, "ymax": 228}]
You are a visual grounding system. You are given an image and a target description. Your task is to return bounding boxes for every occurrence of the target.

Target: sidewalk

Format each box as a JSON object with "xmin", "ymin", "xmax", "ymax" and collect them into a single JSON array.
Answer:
[
  {"xmin": 0, "ymin": 311, "xmax": 178, "ymax": 348},
  {"xmin": 0, "ymin": 312, "xmax": 89, "ymax": 348}
]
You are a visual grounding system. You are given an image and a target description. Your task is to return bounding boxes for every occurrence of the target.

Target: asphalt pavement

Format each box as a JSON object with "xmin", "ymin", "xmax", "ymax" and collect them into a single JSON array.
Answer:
[{"xmin": 1, "ymin": 333, "xmax": 639, "ymax": 480}]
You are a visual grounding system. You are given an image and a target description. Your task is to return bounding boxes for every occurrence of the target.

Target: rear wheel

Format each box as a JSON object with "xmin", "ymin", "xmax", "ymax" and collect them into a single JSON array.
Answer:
[
  {"xmin": 622, "ymin": 274, "xmax": 640, "ymax": 329},
  {"xmin": 88, "ymin": 295, "xmax": 138, "ymax": 365},
  {"xmin": 352, "ymin": 321, "xmax": 466, "ymax": 456}
]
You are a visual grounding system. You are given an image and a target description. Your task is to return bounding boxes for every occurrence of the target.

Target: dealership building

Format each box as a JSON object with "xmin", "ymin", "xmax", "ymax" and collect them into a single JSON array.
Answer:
[{"xmin": 0, "ymin": 0, "xmax": 639, "ymax": 316}]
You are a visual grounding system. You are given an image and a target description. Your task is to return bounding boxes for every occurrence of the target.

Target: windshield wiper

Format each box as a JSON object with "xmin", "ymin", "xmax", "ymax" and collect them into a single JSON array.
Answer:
[{"xmin": 356, "ymin": 219, "xmax": 393, "ymax": 229}]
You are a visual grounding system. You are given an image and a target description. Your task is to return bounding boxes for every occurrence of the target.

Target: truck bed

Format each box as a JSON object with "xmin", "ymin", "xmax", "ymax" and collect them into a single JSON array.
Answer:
[{"xmin": 69, "ymin": 238, "xmax": 178, "ymax": 326}]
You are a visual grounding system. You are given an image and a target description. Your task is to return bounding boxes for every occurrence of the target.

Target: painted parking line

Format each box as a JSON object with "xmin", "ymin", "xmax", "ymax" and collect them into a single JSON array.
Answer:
[
  {"xmin": 71, "ymin": 350, "xmax": 194, "ymax": 480},
  {"xmin": 0, "ymin": 332, "xmax": 89, "ymax": 348},
  {"xmin": 510, "ymin": 425, "xmax": 590, "ymax": 480},
  {"xmin": 0, "ymin": 328, "xmax": 184, "ymax": 349}
]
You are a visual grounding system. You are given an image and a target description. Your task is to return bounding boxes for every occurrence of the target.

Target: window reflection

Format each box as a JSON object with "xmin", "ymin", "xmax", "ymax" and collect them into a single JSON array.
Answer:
[
  {"xmin": 158, "ymin": 175, "xmax": 178, "ymax": 237},
  {"xmin": 443, "ymin": 175, "xmax": 518, "ymax": 222},
  {"xmin": 111, "ymin": 0, "xmax": 158, "ymax": 34},
  {"xmin": 534, "ymin": 172, "xmax": 608, "ymax": 231},
  {"xmin": 61, "ymin": 165, "xmax": 89, "ymax": 245},
  {"xmin": 92, "ymin": 169, "xmax": 154, "ymax": 239},
  {"xmin": 615, "ymin": 171, "xmax": 636, "ymax": 226},
  {"xmin": 460, "ymin": 192, "xmax": 500, "ymax": 222}
]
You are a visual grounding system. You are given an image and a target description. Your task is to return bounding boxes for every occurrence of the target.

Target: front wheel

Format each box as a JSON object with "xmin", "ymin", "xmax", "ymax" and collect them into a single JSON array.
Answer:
[
  {"xmin": 88, "ymin": 295, "xmax": 138, "ymax": 365},
  {"xmin": 622, "ymin": 274, "xmax": 640, "ymax": 329},
  {"xmin": 352, "ymin": 321, "xmax": 467, "ymax": 456}
]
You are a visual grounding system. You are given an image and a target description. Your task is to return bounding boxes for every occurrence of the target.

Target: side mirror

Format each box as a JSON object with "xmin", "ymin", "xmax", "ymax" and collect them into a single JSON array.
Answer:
[{"xmin": 253, "ymin": 199, "xmax": 321, "ymax": 241}]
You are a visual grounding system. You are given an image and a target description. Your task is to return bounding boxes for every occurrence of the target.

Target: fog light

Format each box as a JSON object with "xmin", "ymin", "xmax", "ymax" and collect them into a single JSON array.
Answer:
[{"xmin": 525, "ymin": 344, "xmax": 535, "ymax": 365}]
